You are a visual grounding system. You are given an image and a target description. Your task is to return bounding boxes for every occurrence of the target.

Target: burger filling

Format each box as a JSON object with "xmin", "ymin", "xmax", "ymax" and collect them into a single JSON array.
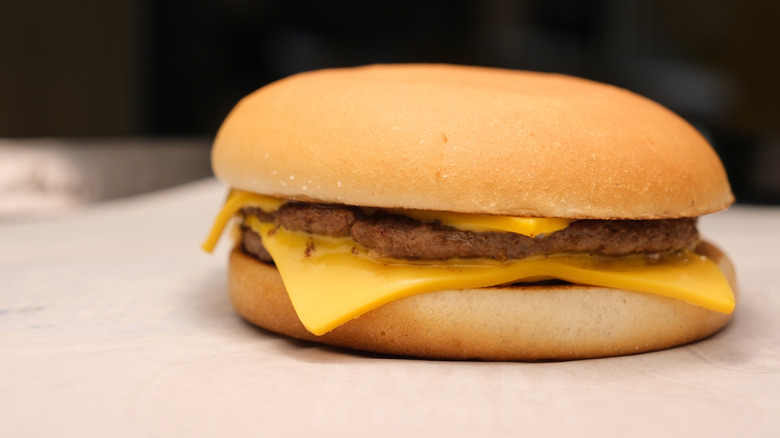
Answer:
[
  {"xmin": 240, "ymin": 203, "xmax": 699, "ymax": 264},
  {"xmin": 202, "ymin": 190, "xmax": 734, "ymax": 336}
]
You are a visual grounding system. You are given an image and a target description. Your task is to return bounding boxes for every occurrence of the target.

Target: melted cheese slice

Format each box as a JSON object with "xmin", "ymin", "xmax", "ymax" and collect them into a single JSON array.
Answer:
[
  {"xmin": 202, "ymin": 190, "xmax": 285, "ymax": 252},
  {"xmin": 250, "ymin": 220, "xmax": 735, "ymax": 336},
  {"xmin": 393, "ymin": 209, "xmax": 570, "ymax": 236}
]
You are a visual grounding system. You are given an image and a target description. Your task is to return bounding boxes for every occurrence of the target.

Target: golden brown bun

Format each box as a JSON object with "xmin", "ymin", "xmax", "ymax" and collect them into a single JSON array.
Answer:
[
  {"xmin": 228, "ymin": 241, "xmax": 736, "ymax": 361},
  {"xmin": 213, "ymin": 64, "xmax": 733, "ymax": 219}
]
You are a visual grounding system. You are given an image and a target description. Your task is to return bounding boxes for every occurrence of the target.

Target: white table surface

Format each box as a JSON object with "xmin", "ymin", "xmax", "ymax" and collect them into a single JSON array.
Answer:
[{"xmin": 2, "ymin": 178, "xmax": 779, "ymax": 438}]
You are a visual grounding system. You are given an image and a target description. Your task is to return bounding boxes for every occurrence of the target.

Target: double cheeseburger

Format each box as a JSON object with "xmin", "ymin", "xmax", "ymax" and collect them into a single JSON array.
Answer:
[{"xmin": 203, "ymin": 64, "xmax": 736, "ymax": 360}]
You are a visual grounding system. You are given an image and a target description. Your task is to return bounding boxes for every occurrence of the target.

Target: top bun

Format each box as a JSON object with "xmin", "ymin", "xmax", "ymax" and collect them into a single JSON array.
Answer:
[{"xmin": 212, "ymin": 64, "xmax": 733, "ymax": 219}]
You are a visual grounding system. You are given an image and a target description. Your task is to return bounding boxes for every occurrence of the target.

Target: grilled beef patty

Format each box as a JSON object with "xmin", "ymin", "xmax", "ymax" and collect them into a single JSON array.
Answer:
[{"xmin": 241, "ymin": 203, "xmax": 698, "ymax": 262}]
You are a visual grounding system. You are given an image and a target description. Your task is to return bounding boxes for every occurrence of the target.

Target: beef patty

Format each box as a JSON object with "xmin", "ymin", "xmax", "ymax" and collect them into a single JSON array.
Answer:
[{"xmin": 240, "ymin": 203, "xmax": 699, "ymax": 263}]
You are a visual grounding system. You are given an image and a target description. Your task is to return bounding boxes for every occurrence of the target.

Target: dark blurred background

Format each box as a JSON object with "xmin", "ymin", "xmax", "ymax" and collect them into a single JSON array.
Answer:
[{"xmin": 1, "ymin": 0, "xmax": 779, "ymax": 206}]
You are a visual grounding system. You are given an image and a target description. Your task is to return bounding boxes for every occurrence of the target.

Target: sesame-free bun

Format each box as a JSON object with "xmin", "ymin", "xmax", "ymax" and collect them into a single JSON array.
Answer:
[
  {"xmin": 228, "ymin": 241, "xmax": 736, "ymax": 361},
  {"xmin": 213, "ymin": 64, "xmax": 733, "ymax": 219}
]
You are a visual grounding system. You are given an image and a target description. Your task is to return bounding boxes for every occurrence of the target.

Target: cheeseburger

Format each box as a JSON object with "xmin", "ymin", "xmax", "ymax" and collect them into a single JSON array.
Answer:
[{"xmin": 202, "ymin": 64, "xmax": 736, "ymax": 360}]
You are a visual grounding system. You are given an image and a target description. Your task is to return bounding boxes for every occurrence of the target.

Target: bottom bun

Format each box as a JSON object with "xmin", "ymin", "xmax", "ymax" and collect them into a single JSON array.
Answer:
[{"xmin": 228, "ymin": 241, "xmax": 736, "ymax": 360}]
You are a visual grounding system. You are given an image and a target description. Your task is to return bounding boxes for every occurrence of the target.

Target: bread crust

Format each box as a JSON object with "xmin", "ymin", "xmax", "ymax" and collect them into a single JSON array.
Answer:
[
  {"xmin": 213, "ymin": 64, "xmax": 733, "ymax": 219},
  {"xmin": 228, "ymin": 241, "xmax": 736, "ymax": 360}
]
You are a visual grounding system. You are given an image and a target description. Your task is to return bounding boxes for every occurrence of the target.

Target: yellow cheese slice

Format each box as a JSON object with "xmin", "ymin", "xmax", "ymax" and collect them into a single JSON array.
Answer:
[
  {"xmin": 202, "ymin": 190, "xmax": 285, "ymax": 252},
  {"xmin": 251, "ymin": 220, "xmax": 736, "ymax": 336},
  {"xmin": 394, "ymin": 210, "xmax": 570, "ymax": 236}
]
